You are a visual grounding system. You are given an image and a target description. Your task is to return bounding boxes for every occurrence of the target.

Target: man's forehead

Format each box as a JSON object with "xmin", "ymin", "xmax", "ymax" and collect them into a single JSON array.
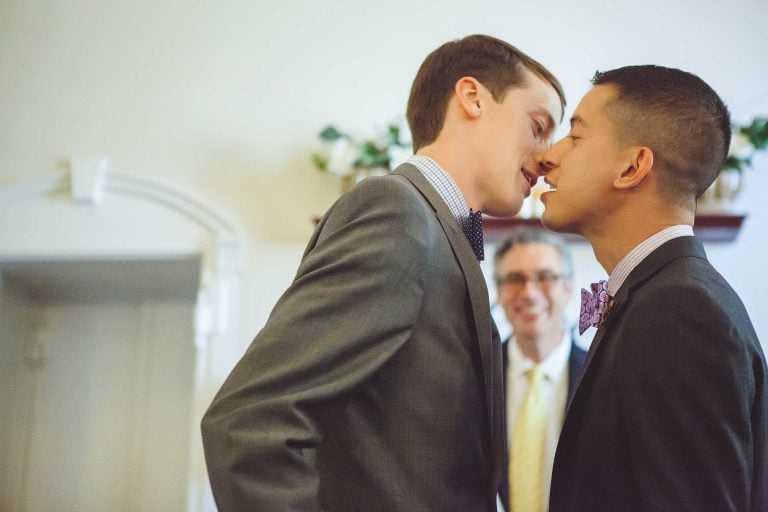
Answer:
[
  {"xmin": 500, "ymin": 257, "xmax": 563, "ymax": 271},
  {"xmin": 521, "ymin": 71, "xmax": 564, "ymax": 124},
  {"xmin": 572, "ymin": 85, "xmax": 619, "ymax": 125}
]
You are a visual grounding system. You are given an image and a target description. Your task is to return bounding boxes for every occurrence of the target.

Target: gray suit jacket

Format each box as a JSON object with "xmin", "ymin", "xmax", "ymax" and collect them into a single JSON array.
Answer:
[{"xmin": 201, "ymin": 164, "xmax": 505, "ymax": 511}]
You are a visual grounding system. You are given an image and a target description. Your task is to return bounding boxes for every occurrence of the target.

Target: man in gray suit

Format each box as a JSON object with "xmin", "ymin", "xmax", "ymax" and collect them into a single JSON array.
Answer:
[{"xmin": 201, "ymin": 34, "xmax": 565, "ymax": 512}]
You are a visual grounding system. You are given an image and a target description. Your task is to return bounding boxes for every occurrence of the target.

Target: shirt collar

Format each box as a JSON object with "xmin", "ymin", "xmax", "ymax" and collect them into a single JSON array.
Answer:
[
  {"xmin": 607, "ymin": 224, "xmax": 694, "ymax": 296},
  {"xmin": 508, "ymin": 330, "xmax": 571, "ymax": 382},
  {"xmin": 407, "ymin": 155, "xmax": 471, "ymax": 226}
]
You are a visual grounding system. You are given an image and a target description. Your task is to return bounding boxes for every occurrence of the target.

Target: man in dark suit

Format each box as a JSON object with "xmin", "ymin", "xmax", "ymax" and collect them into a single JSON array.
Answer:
[
  {"xmin": 539, "ymin": 65, "xmax": 768, "ymax": 511},
  {"xmin": 493, "ymin": 227, "xmax": 586, "ymax": 512},
  {"xmin": 200, "ymin": 35, "xmax": 565, "ymax": 511}
]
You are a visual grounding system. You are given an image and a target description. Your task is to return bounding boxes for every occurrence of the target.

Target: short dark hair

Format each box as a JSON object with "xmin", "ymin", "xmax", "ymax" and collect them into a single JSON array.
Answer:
[
  {"xmin": 591, "ymin": 65, "xmax": 731, "ymax": 206},
  {"xmin": 493, "ymin": 227, "xmax": 574, "ymax": 279},
  {"xmin": 406, "ymin": 34, "xmax": 566, "ymax": 152}
]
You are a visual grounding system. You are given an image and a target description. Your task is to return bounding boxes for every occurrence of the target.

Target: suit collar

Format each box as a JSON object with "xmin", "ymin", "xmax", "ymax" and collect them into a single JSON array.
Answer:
[
  {"xmin": 576, "ymin": 236, "xmax": 707, "ymax": 394},
  {"xmin": 606, "ymin": 225, "xmax": 694, "ymax": 297},
  {"xmin": 505, "ymin": 332, "xmax": 572, "ymax": 382},
  {"xmin": 502, "ymin": 336, "xmax": 586, "ymax": 396},
  {"xmin": 392, "ymin": 163, "xmax": 471, "ymax": 253},
  {"xmin": 405, "ymin": 155, "xmax": 472, "ymax": 224},
  {"xmin": 393, "ymin": 163, "xmax": 492, "ymax": 365},
  {"xmin": 393, "ymin": 163, "xmax": 503, "ymax": 492},
  {"xmin": 612, "ymin": 235, "xmax": 705, "ymax": 306}
]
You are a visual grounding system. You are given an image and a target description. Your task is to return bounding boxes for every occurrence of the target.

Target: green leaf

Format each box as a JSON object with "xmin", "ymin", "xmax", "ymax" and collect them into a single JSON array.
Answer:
[
  {"xmin": 742, "ymin": 117, "xmax": 768, "ymax": 150},
  {"xmin": 311, "ymin": 154, "xmax": 329, "ymax": 171},
  {"xmin": 319, "ymin": 126, "xmax": 344, "ymax": 141},
  {"xmin": 388, "ymin": 124, "xmax": 400, "ymax": 144}
]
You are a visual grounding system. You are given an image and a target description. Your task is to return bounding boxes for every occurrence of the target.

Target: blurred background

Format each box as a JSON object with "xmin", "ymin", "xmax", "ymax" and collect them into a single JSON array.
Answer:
[{"xmin": 1, "ymin": 0, "xmax": 766, "ymax": 510}]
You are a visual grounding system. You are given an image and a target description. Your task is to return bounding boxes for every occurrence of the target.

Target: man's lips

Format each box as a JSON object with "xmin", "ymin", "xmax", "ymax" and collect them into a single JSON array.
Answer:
[
  {"xmin": 521, "ymin": 169, "xmax": 538, "ymax": 188},
  {"xmin": 540, "ymin": 179, "xmax": 557, "ymax": 204},
  {"xmin": 515, "ymin": 310, "xmax": 542, "ymax": 322}
]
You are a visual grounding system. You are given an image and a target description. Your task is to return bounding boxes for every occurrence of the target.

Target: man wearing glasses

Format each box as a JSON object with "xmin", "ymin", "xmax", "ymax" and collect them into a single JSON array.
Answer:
[{"xmin": 493, "ymin": 227, "xmax": 586, "ymax": 512}]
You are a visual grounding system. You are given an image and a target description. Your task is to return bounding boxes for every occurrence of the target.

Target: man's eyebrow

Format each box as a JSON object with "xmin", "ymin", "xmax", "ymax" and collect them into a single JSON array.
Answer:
[{"xmin": 570, "ymin": 115, "xmax": 588, "ymax": 128}]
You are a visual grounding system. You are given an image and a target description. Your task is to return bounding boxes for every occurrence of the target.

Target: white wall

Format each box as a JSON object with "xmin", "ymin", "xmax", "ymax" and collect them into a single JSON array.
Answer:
[
  {"xmin": 0, "ymin": 279, "xmax": 32, "ymax": 512},
  {"xmin": 1, "ymin": 0, "xmax": 766, "ymax": 345}
]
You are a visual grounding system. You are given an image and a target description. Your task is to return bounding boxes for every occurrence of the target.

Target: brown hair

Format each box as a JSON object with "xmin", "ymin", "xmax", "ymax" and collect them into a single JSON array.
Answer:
[
  {"xmin": 592, "ymin": 65, "xmax": 731, "ymax": 206},
  {"xmin": 406, "ymin": 34, "xmax": 565, "ymax": 152}
]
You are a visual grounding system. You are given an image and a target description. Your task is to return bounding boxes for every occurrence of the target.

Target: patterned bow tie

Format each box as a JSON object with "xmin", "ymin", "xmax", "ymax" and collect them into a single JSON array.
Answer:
[
  {"xmin": 579, "ymin": 280, "xmax": 614, "ymax": 334},
  {"xmin": 463, "ymin": 209, "xmax": 484, "ymax": 261}
]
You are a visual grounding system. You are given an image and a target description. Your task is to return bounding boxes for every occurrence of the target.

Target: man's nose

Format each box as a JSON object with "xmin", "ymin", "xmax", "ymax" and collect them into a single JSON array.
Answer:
[
  {"xmin": 519, "ymin": 277, "xmax": 542, "ymax": 297},
  {"xmin": 537, "ymin": 158, "xmax": 555, "ymax": 177},
  {"xmin": 536, "ymin": 143, "xmax": 560, "ymax": 176}
]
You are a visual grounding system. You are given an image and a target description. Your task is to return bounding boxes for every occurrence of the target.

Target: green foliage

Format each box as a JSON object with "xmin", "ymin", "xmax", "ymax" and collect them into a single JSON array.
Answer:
[
  {"xmin": 318, "ymin": 126, "xmax": 344, "ymax": 142},
  {"xmin": 311, "ymin": 121, "xmax": 411, "ymax": 175},
  {"xmin": 723, "ymin": 117, "xmax": 768, "ymax": 173},
  {"xmin": 742, "ymin": 117, "xmax": 768, "ymax": 151},
  {"xmin": 311, "ymin": 153, "xmax": 329, "ymax": 171}
]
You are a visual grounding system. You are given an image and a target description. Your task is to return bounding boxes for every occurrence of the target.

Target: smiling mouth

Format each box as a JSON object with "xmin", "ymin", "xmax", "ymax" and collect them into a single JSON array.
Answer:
[{"xmin": 521, "ymin": 169, "xmax": 538, "ymax": 188}]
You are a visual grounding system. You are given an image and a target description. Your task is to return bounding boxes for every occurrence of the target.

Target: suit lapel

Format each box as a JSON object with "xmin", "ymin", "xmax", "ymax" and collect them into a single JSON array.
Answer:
[
  {"xmin": 577, "ymin": 297, "xmax": 626, "ymax": 385},
  {"xmin": 566, "ymin": 340, "xmax": 587, "ymax": 406},
  {"xmin": 568, "ymin": 236, "xmax": 708, "ymax": 404},
  {"xmin": 393, "ymin": 164, "xmax": 501, "ymax": 469}
]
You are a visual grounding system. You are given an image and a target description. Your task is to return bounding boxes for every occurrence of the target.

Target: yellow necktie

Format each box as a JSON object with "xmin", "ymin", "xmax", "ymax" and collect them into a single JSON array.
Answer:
[{"xmin": 511, "ymin": 364, "xmax": 546, "ymax": 512}]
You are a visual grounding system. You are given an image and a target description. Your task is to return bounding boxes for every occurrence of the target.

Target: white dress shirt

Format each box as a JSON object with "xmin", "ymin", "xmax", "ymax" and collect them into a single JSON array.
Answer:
[
  {"xmin": 607, "ymin": 225, "xmax": 694, "ymax": 296},
  {"xmin": 506, "ymin": 332, "xmax": 572, "ymax": 511}
]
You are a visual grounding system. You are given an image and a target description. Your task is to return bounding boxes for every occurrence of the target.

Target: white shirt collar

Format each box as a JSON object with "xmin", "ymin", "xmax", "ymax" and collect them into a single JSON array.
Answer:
[
  {"xmin": 406, "ymin": 155, "xmax": 471, "ymax": 226},
  {"xmin": 607, "ymin": 224, "xmax": 694, "ymax": 296},
  {"xmin": 508, "ymin": 330, "xmax": 571, "ymax": 382}
]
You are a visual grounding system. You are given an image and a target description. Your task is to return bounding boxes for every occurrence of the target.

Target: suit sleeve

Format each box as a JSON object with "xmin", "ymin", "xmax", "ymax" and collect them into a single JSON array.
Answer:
[
  {"xmin": 617, "ymin": 283, "xmax": 757, "ymax": 511},
  {"xmin": 200, "ymin": 177, "xmax": 437, "ymax": 512}
]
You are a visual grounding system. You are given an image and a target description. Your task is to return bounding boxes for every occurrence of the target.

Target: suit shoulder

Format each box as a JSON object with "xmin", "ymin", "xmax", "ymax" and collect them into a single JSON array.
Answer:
[
  {"xmin": 620, "ymin": 258, "xmax": 761, "ymax": 363},
  {"xmin": 317, "ymin": 174, "xmax": 442, "ymax": 245},
  {"xmin": 350, "ymin": 173, "xmax": 431, "ymax": 210},
  {"xmin": 638, "ymin": 257, "xmax": 750, "ymax": 325},
  {"xmin": 329, "ymin": 174, "xmax": 433, "ymax": 224}
]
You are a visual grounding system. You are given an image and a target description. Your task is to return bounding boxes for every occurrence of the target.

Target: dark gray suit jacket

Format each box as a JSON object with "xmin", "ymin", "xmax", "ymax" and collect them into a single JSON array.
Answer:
[
  {"xmin": 549, "ymin": 236, "xmax": 768, "ymax": 511},
  {"xmin": 498, "ymin": 338, "xmax": 587, "ymax": 510},
  {"xmin": 201, "ymin": 164, "xmax": 504, "ymax": 511}
]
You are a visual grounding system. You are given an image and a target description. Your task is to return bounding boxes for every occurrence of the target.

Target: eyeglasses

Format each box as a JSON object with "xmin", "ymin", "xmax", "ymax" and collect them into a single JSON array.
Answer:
[{"xmin": 495, "ymin": 271, "xmax": 568, "ymax": 293}]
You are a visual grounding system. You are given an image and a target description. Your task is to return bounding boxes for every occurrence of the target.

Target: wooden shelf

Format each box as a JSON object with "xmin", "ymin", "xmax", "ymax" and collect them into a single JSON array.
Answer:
[{"xmin": 483, "ymin": 214, "xmax": 747, "ymax": 244}]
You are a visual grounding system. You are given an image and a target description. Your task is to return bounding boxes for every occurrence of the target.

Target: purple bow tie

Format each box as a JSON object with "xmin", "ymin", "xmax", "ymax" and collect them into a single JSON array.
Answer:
[
  {"xmin": 463, "ymin": 209, "xmax": 484, "ymax": 261},
  {"xmin": 579, "ymin": 280, "xmax": 614, "ymax": 334}
]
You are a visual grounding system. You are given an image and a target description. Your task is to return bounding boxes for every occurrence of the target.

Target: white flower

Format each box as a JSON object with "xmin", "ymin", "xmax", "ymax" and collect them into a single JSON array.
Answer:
[
  {"xmin": 729, "ymin": 131, "xmax": 752, "ymax": 160},
  {"xmin": 327, "ymin": 137, "xmax": 358, "ymax": 176}
]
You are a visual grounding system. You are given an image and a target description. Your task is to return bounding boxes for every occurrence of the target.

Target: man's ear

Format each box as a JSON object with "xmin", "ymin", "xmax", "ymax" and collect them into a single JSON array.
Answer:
[
  {"xmin": 614, "ymin": 146, "xmax": 654, "ymax": 190},
  {"xmin": 454, "ymin": 77, "xmax": 483, "ymax": 119}
]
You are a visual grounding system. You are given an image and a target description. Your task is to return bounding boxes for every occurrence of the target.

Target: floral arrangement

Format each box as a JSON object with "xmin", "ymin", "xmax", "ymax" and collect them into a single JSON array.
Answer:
[
  {"xmin": 724, "ymin": 117, "xmax": 768, "ymax": 173},
  {"xmin": 311, "ymin": 121, "xmax": 412, "ymax": 178},
  {"xmin": 699, "ymin": 116, "xmax": 767, "ymax": 208}
]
